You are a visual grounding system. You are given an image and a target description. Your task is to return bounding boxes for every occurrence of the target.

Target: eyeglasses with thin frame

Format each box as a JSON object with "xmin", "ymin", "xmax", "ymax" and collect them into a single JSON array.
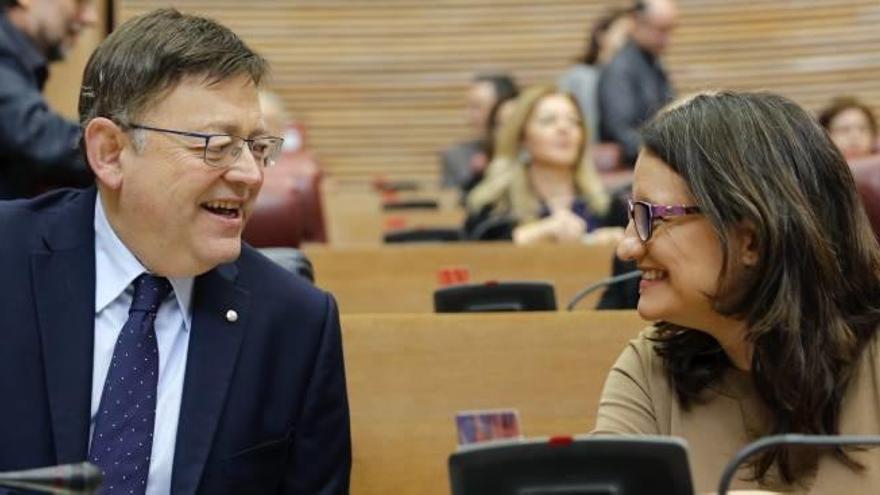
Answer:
[
  {"xmin": 126, "ymin": 123, "xmax": 284, "ymax": 169},
  {"xmin": 627, "ymin": 199, "xmax": 701, "ymax": 242}
]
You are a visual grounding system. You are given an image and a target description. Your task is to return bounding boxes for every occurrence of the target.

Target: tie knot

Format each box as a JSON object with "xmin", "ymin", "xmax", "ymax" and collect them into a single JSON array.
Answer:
[{"xmin": 130, "ymin": 274, "xmax": 172, "ymax": 314}]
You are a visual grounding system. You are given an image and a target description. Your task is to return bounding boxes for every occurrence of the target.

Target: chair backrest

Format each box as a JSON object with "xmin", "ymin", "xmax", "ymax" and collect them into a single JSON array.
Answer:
[
  {"xmin": 243, "ymin": 149, "xmax": 327, "ymax": 247},
  {"xmin": 342, "ymin": 310, "xmax": 646, "ymax": 495},
  {"xmin": 257, "ymin": 247, "xmax": 315, "ymax": 282},
  {"xmin": 850, "ymin": 156, "xmax": 880, "ymax": 244}
]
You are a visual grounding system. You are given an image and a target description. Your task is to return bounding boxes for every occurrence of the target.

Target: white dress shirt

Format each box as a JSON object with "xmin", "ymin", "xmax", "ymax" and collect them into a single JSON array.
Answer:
[{"xmin": 92, "ymin": 196, "xmax": 194, "ymax": 495}]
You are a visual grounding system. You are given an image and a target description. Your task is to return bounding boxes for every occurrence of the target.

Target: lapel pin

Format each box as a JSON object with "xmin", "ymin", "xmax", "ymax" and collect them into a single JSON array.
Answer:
[{"xmin": 225, "ymin": 309, "xmax": 239, "ymax": 323}]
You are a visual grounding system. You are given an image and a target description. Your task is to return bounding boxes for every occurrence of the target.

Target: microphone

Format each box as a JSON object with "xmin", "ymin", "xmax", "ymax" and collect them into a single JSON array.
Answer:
[
  {"xmin": 0, "ymin": 462, "xmax": 102, "ymax": 494},
  {"xmin": 717, "ymin": 434, "xmax": 880, "ymax": 495},
  {"xmin": 565, "ymin": 270, "xmax": 642, "ymax": 310}
]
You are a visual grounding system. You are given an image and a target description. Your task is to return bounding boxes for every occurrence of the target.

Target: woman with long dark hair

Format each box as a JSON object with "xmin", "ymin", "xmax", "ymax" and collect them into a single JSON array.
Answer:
[{"xmin": 594, "ymin": 91, "xmax": 880, "ymax": 492}]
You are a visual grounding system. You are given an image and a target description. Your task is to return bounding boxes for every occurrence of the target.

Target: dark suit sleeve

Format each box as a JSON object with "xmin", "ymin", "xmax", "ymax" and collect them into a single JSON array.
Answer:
[
  {"xmin": 284, "ymin": 294, "xmax": 351, "ymax": 494},
  {"xmin": 597, "ymin": 63, "xmax": 643, "ymax": 167},
  {"xmin": 0, "ymin": 61, "xmax": 88, "ymax": 182}
]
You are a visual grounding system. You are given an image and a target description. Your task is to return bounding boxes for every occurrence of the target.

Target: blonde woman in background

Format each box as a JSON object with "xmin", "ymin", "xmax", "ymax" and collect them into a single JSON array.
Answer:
[{"xmin": 465, "ymin": 85, "xmax": 626, "ymax": 243}]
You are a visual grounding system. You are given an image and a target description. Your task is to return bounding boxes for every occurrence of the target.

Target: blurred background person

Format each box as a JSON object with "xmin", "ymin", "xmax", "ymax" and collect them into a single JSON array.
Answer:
[
  {"xmin": 559, "ymin": 7, "xmax": 634, "ymax": 143},
  {"xmin": 440, "ymin": 72, "xmax": 518, "ymax": 191},
  {"xmin": 465, "ymin": 85, "xmax": 624, "ymax": 243},
  {"xmin": 460, "ymin": 91, "xmax": 520, "ymax": 196},
  {"xmin": 598, "ymin": 0, "xmax": 677, "ymax": 168},
  {"xmin": 595, "ymin": 91, "xmax": 880, "ymax": 492},
  {"xmin": 0, "ymin": 0, "xmax": 97, "ymax": 199},
  {"xmin": 819, "ymin": 96, "xmax": 878, "ymax": 162}
]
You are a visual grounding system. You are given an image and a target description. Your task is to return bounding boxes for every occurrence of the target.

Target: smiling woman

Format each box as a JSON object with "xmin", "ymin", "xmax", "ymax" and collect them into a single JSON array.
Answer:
[
  {"xmin": 463, "ymin": 85, "xmax": 623, "ymax": 243},
  {"xmin": 594, "ymin": 91, "xmax": 880, "ymax": 493}
]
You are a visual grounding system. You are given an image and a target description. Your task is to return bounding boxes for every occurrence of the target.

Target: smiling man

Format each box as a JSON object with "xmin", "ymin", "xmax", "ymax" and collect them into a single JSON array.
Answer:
[{"xmin": 0, "ymin": 9, "xmax": 350, "ymax": 495}]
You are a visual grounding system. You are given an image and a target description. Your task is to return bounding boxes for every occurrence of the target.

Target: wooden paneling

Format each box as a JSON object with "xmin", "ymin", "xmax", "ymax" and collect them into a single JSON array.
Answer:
[
  {"xmin": 116, "ymin": 1, "xmax": 880, "ymax": 184},
  {"xmin": 304, "ymin": 241, "xmax": 618, "ymax": 313},
  {"xmin": 343, "ymin": 310, "xmax": 646, "ymax": 494}
]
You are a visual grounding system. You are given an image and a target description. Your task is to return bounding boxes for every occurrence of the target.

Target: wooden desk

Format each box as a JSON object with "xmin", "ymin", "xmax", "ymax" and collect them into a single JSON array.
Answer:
[
  {"xmin": 306, "ymin": 242, "xmax": 618, "ymax": 313},
  {"xmin": 322, "ymin": 180, "xmax": 465, "ymax": 246},
  {"xmin": 343, "ymin": 310, "xmax": 646, "ymax": 495}
]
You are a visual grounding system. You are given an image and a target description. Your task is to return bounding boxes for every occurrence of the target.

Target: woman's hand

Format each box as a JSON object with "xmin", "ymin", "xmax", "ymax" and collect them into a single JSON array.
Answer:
[
  {"xmin": 512, "ymin": 209, "xmax": 586, "ymax": 244},
  {"xmin": 583, "ymin": 227, "xmax": 625, "ymax": 245}
]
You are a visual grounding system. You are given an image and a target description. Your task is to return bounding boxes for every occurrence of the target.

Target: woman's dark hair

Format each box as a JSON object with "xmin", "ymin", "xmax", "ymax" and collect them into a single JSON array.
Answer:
[
  {"xmin": 474, "ymin": 73, "xmax": 519, "ymax": 105},
  {"xmin": 818, "ymin": 96, "xmax": 878, "ymax": 136},
  {"xmin": 641, "ymin": 91, "xmax": 880, "ymax": 485},
  {"xmin": 579, "ymin": 8, "xmax": 633, "ymax": 65},
  {"xmin": 484, "ymin": 93, "xmax": 518, "ymax": 160}
]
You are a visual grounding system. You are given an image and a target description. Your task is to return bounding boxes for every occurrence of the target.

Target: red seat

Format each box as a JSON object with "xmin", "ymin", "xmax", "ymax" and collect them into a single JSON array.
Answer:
[
  {"xmin": 243, "ymin": 124, "xmax": 327, "ymax": 247},
  {"xmin": 849, "ymin": 153, "xmax": 880, "ymax": 244}
]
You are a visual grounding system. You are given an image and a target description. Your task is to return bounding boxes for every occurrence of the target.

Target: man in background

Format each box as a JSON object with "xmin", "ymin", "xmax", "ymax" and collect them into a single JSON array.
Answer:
[
  {"xmin": 0, "ymin": 0, "xmax": 96, "ymax": 199},
  {"xmin": 441, "ymin": 73, "xmax": 518, "ymax": 190},
  {"xmin": 598, "ymin": 0, "xmax": 677, "ymax": 167}
]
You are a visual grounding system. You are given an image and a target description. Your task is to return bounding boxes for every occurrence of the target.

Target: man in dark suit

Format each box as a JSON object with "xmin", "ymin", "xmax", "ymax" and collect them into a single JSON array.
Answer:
[
  {"xmin": 598, "ymin": 0, "xmax": 678, "ymax": 168},
  {"xmin": 0, "ymin": 0, "xmax": 97, "ymax": 198},
  {"xmin": 0, "ymin": 9, "xmax": 350, "ymax": 495}
]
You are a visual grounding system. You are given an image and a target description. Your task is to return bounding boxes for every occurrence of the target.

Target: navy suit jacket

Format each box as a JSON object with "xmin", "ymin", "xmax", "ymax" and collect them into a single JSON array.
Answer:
[{"xmin": 0, "ymin": 188, "xmax": 351, "ymax": 494}]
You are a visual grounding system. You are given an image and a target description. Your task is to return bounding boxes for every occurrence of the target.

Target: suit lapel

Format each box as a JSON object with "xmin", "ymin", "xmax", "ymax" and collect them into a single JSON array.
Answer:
[
  {"xmin": 31, "ymin": 189, "xmax": 98, "ymax": 463},
  {"xmin": 171, "ymin": 263, "xmax": 250, "ymax": 495}
]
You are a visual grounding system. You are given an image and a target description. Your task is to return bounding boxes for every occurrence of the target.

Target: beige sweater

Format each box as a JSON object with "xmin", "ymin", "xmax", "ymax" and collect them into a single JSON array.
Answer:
[{"xmin": 593, "ymin": 328, "xmax": 880, "ymax": 493}]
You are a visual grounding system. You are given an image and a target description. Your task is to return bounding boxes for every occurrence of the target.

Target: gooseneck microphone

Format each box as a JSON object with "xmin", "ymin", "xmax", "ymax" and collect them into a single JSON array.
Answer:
[
  {"xmin": 0, "ymin": 462, "xmax": 102, "ymax": 494},
  {"xmin": 717, "ymin": 434, "xmax": 880, "ymax": 495},
  {"xmin": 565, "ymin": 270, "xmax": 642, "ymax": 311}
]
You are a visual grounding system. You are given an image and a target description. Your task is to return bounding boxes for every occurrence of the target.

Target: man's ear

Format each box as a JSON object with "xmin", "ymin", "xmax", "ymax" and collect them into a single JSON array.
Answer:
[
  {"xmin": 84, "ymin": 117, "xmax": 127, "ymax": 190},
  {"xmin": 735, "ymin": 220, "xmax": 760, "ymax": 267}
]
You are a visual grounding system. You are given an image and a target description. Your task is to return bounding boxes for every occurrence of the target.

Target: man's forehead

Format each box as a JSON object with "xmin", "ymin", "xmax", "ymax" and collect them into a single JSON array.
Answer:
[{"xmin": 143, "ymin": 74, "xmax": 262, "ymax": 131}]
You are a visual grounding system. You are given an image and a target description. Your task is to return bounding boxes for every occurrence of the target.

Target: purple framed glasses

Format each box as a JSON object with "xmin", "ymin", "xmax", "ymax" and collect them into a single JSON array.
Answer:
[{"xmin": 627, "ymin": 199, "xmax": 701, "ymax": 242}]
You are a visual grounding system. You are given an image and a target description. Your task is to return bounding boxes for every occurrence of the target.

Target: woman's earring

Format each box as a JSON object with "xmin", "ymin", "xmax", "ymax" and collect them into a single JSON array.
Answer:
[{"xmin": 518, "ymin": 148, "xmax": 532, "ymax": 165}]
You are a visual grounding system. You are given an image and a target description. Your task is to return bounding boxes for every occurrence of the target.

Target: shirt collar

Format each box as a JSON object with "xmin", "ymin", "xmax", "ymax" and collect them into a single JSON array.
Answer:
[
  {"xmin": 94, "ymin": 195, "xmax": 194, "ymax": 330},
  {"xmin": 0, "ymin": 13, "xmax": 48, "ymax": 87}
]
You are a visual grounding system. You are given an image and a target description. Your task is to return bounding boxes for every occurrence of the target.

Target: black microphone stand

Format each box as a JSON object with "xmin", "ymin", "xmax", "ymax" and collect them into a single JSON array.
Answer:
[
  {"xmin": 565, "ymin": 270, "xmax": 642, "ymax": 311},
  {"xmin": 717, "ymin": 434, "xmax": 880, "ymax": 495}
]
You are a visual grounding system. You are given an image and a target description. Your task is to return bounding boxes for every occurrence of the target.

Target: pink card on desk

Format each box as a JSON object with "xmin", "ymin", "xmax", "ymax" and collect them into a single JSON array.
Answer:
[{"xmin": 455, "ymin": 409, "xmax": 521, "ymax": 445}]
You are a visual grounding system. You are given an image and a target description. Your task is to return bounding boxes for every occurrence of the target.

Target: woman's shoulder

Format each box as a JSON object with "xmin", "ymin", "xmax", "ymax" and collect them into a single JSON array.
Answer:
[{"xmin": 610, "ymin": 325, "xmax": 669, "ymax": 388}]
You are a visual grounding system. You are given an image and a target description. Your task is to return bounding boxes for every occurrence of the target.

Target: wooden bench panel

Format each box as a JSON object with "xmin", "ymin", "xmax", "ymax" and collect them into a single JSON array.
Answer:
[
  {"xmin": 343, "ymin": 310, "xmax": 647, "ymax": 494},
  {"xmin": 306, "ymin": 242, "xmax": 618, "ymax": 313}
]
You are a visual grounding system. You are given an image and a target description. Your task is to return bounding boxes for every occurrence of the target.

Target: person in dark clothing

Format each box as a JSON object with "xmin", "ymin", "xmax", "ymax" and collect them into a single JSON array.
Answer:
[
  {"xmin": 0, "ymin": 0, "xmax": 97, "ymax": 199},
  {"xmin": 441, "ymin": 73, "xmax": 518, "ymax": 190},
  {"xmin": 594, "ymin": 183, "xmax": 640, "ymax": 309},
  {"xmin": 597, "ymin": 0, "xmax": 677, "ymax": 167},
  {"xmin": 596, "ymin": 256, "xmax": 640, "ymax": 309}
]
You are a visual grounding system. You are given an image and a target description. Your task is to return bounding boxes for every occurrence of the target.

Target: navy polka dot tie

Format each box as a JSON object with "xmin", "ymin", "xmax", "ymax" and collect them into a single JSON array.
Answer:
[{"xmin": 89, "ymin": 274, "xmax": 172, "ymax": 495}]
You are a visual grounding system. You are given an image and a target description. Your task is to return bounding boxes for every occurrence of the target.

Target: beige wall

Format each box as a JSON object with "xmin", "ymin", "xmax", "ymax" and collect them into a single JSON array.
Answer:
[{"xmin": 115, "ymin": 1, "xmax": 880, "ymax": 183}]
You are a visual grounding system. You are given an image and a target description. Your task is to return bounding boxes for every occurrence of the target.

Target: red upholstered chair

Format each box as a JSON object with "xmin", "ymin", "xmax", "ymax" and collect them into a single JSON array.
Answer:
[
  {"xmin": 850, "ymin": 154, "xmax": 880, "ymax": 244},
  {"xmin": 242, "ymin": 124, "xmax": 327, "ymax": 247}
]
